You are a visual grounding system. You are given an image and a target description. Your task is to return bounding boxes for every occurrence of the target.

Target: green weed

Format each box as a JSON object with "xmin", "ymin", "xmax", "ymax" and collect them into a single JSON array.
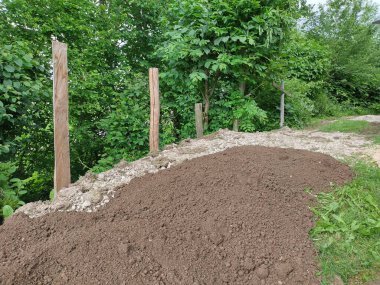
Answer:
[
  {"xmin": 311, "ymin": 161, "xmax": 380, "ymax": 284},
  {"xmin": 373, "ymin": 135, "xmax": 380, "ymax": 145}
]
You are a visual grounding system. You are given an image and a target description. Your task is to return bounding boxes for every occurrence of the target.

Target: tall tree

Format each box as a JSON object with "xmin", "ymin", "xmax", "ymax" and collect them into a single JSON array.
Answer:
[{"xmin": 158, "ymin": 0, "xmax": 299, "ymax": 130}]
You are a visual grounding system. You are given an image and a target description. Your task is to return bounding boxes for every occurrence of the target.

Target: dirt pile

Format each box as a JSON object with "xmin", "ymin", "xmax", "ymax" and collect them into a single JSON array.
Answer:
[{"xmin": 0, "ymin": 146, "xmax": 352, "ymax": 285}]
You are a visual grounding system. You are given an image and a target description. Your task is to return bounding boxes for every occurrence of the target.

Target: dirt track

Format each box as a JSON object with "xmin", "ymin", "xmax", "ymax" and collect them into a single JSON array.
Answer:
[{"xmin": 0, "ymin": 146, "xmax": 352, "ymax": 285}]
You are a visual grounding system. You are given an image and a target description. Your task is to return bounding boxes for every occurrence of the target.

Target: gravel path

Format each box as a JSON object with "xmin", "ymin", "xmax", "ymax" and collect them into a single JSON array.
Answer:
[{"xmin": 350, "ymin": 115, "xmax": 380, "ymax": 123}]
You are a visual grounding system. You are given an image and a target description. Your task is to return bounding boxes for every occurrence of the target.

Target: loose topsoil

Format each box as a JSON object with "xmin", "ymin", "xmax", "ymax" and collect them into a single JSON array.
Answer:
[{"xmin": 0, "ymin": 146, "xmax": 352, "ymax": 285}]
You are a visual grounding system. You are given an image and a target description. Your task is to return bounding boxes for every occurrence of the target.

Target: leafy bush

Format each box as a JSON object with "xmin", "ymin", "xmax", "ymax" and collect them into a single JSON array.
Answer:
[
  {"xmin": 311, "ymin": 91, "xmax": 342, "ymax": 117},
  {"xmin": 227, "ymin": 91, "xmax": 267, "ymax": 132},
  {"xmin": 0, "ymin": 162, "xmax": 26, "ymax": 222},
  {"xmin": 282, "ymin": 79, "xmax": 315, "ymax": 128},
  {"xmin": 22, "ymin": 171, "xmax": 52, "ymax": 203},
  {"xmin": 369, "ymin": 102, "xmax": 380, "ymax": 115}
]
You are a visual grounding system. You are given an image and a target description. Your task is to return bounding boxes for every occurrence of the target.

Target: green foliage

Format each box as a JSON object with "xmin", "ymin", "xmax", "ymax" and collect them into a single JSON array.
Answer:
[
  {"xmin": 305, "ymin": 0, "xmax": 380, "ymax": 106},
  {"xmin": 23, "ymin": 171, "xmax": 52, "ymax": 203},
  {"xmin": 92, "ymin": 73, "xmax": 150, "ymax": 173},
  {"xmin": 233, "ymin": 100, "xmax": 267, "ymax": 132},
  {"xmin": 0, "ymin": 0, "xmax": 168, "ymax": 211},
  {"xmin": 2, "ymin": 205, "xmax": 14, "ymax": 219},
  {"xmin": 311, "ymin": 161, "xmax": 380, "ymax": 283},
  {"xmin": 158, "ymin": 0, "xmax": 298, "ymax": 130},
  {"xmin": 320, "ymin": 120, "xmax": 370, "ymax": 133},
  {"xmin": 49, "ymin": 190, "xmax": 55, "ymax": 201},
  {"xmin": 272, "ymin": 32, "xmax": 331, "ymax": 82},
  {"xmin": 0, "ymin": 162, "xmax": 26, "ymax": 221},
  {"xmin": 0, "ymin": 41, "xmax": 47, "ymax": 153},
  {"xmin": 282, "ymin": 79, "xmax": 315, "ymax": 128},
  {"xmin": 224, "ymin": 91, "xmax": 267, "ymax": 132},
  {"xmin": 368, "ymin": 102, "xmax": 380, "ymax": 115}
]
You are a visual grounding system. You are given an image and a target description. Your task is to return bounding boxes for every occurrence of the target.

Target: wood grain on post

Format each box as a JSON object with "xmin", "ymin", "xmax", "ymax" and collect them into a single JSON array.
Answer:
[
  {"xmin": 52, "ymin": 40, "xmax": 71, "ymax": 193},
  {"xmin": 149, "ymin": 68, "xmax": 160, "ymax": 154},
  {"xmin": 195, "ymin": 103, "xmax": 203, "ymax": 138},
  {"xmin": 280, "ymin": 80, "xmax": 285, "ymax": 128}
]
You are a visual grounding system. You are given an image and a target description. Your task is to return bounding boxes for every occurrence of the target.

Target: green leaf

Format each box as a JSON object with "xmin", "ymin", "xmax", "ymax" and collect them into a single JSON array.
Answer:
[
  {"xmin": 2, "ymin": 205, "xmax": 14, "ymax": 218},
  {"xmin": 14, "ymin": 58, "xmax": 23, "ymax": 67},
  {"xmin": 13, "ymin": 81, "xmax": 21, "ymax": 89},
  {"xmin": 4, "ymin": 65, "xmax": 15, "ymax": 73},
  {"xmin": 3, "ymin": 79, "xmax": 12, "ymax": 87},
  {"xmin": 49, "ymin": 190, "xmax": 55, "ymax": 201},
  {"xmin": 18, "ymin": 190, "xmax": 27, "ymax": 195}
]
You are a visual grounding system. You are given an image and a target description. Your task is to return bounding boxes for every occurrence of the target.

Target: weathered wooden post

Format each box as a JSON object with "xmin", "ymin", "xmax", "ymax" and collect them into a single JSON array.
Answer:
[
  {"xmin": 52, "ymin": 40, "xmax": 71, "ymax": 194},
  {"xmin": 233, "ymin": 119, "xmax": 239, "ymax": 131},
  {"xmin": 280, "ymin": 80, "xmax": 285, "ymax": 128},
  {"xmin": 195, "ymin": 103, "xmax": 203, "ymax": 138},
  {"xmin": 149, "ymin": 68, "xmax": 160, "ymax": 154}
]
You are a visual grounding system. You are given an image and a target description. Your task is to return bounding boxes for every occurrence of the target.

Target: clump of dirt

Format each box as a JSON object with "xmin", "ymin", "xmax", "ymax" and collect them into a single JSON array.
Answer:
[{"xmin": 0, "ymin": 146, "xmax": 352, "ymax": 285}]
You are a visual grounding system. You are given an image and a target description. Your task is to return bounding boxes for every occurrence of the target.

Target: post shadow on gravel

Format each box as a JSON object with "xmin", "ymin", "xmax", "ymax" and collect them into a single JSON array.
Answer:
[{"xmin": 0, "ymin": 146, "xmax": 352, "ymax": 285}]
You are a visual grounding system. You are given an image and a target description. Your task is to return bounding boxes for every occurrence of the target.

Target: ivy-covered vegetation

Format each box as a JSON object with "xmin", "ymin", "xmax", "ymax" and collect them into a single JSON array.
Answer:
[{"xmin": 0, "ymin": 0, "xmax": 379, "ymax": 221}]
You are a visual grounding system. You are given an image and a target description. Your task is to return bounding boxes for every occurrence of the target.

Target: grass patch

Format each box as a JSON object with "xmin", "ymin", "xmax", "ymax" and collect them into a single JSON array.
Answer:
[
  {"xmin": 319, "ymin": 120, "xmax": 370, "ymax": 133},
  {"xmin": 311, "ymin": 161, "xmax": 380, "ymax": 284},
  {"xmin": 319, "ymin": 120, "xmax": 380, "ymax": 145}
]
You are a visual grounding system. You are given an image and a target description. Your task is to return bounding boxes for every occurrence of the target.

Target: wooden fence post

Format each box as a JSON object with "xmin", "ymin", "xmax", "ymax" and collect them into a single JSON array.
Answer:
[
  {"xmin": 280, "ymin": 80, "xmax": 285, "ymax": 128},
  {"xmin": 52, "ymin": 40, "xmax": 71, "ymax": 194},
  {"xmin": 149, "ymin": 68, "xmax": 160, "ymax": 154},
  {"xmin": 233, "ymin": 119, "xmax": 239, "ymax": 131},
  {"xmin": 195, "ymin": 103, "xmax": 203, "ymax": 138}
]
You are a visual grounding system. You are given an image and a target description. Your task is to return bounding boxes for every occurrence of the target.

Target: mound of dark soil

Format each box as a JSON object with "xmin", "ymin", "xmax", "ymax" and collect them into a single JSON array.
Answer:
[{"xmin": 0, "ymin": 146, "xmax": 352, "ymax": 285}]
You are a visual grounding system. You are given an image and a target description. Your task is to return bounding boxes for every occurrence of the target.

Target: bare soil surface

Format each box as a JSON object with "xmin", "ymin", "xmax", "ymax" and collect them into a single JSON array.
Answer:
[{"xmin": 0, "ymin": 146, "xmax": 352, "ymax": 285}]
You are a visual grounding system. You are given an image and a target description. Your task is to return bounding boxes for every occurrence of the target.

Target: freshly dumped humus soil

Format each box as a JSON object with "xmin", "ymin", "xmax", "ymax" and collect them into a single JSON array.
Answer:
[{"xmin": 0, "ymin": 146, "xmax": 352, "ymax": 285}]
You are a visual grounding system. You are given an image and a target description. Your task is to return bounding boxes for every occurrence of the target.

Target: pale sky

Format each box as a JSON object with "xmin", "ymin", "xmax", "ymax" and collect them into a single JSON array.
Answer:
[
  {"xmin": 307, "ymin": 0, "xmax": 380, "ymax": 7},
  {"xmin": 306, "ymin": 0, "xmax": 380, "ymax": 17}
]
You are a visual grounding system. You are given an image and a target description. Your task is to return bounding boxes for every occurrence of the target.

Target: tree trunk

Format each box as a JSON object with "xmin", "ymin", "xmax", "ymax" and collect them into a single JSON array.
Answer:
[
  {"xmin": 233, "ymin": 81, "xmax": 246, "ymax": 132},
  {"xmin": 239, "ymin": 81, "xmax": 246, "ymax": 95}
]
